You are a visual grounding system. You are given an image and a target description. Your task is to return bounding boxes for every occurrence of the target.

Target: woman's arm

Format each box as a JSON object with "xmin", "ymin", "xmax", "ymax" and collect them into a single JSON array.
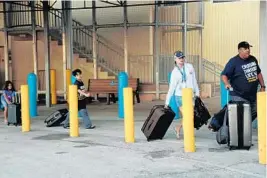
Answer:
[
  {"xmin": 3, "ymin": 92, "xmax": 11, "ymax": 104},
  {"xmin": 78, "ymin": 89, "xmax": 90, "ymax": 97},
  {"xmin": 165, "ymin": 69, "xmax": 179, "ymax": 106}
]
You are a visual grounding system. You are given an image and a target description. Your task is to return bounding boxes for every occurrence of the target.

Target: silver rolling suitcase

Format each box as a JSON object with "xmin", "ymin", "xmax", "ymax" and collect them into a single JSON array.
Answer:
[
  {"xmin": 7, "ymin": 93, "xmax": 21, "ymax": 126},
  {"xmin": 228, "ymin": 102, "xmax": 252, "ymax": 150}
]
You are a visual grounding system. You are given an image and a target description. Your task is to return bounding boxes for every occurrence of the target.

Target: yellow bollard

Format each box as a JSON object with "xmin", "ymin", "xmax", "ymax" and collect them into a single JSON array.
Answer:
[
  {"xmin": 123, "ymin": 87, "xmax": 135, "ymax": 143},
  {"xmin": 182, "ymin": 88, "xmax": 195, "ymax": 152},
  {"xmin": 257, "ymin": 91, "xmax": 266, "ymax": 165},
  {"xmin": 69, "ymin": 85, "xmax": 79, "ymax": 137},
  {"xmin": 21, "ymin": 85, "xmax": 30, "ymax": 132},
  {"xmin": 66, "ymin": 69, "xmax": 71, "ymax": 102},
  {"xmin": 50, "ymin": 69, "xmax": 57, "ymax": 105}
]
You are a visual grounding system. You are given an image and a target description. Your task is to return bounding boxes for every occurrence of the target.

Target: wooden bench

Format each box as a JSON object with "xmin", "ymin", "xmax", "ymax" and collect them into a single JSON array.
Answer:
[{"xmin": 87, "ymin": 78, "xmax": 141, "ymax": 105}]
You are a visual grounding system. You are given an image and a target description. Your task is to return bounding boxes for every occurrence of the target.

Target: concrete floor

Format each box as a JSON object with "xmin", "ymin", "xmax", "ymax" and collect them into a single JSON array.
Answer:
[{"xmin": 0, "ymin": 97, "xmax": 266, "ymax": 178}]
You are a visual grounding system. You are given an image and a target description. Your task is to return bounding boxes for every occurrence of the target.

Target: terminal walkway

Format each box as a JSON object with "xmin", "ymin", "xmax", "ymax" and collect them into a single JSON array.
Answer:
[{"xmin": 0, "ymin": 97, "xmax": 265, "ymax": 178}]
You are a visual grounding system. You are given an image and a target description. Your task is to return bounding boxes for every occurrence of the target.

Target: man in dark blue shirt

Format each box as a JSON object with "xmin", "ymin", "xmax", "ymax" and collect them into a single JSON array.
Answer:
[{"xmin": 221, "ymin": 41, "xmax": 266, "ymax": 121}]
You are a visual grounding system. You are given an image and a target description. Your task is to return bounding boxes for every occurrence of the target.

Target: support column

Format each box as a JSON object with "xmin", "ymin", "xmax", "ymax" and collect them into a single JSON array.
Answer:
[
  {"xmin": 31, "ymin": 1, "xmax": 38, "ymax": 92},
  {"xmin": 154, "ymin": 1, "xmax": 160, "ymax": 99},
  {"xmin": 182, "ymin": 3, "xmax": 188, "ymax": 57},
  {"xmin": 149, "ymin": 6, "xmax": 154, "ymax": 83},
  {"xmin": 198, "ymin": 1, "xmax": 204, "ymax": 83},
  {"xmin": 123, "ymin": 1, "xmax": 129, "ymax": 73},
  {"xmin": 92, "ymin": 0, "xmax": 98, "ymax": 79},
  {"xmin": 260, "ymin": 1, "xmax": 267, "ymax": 83},
  {"xmin": 258, "ymin": 2, "xmax": 267, "ymax": 165},
  {"xmin": 3, "ymin": 2, "xmax": 9, "ymax": 81},
  {"xmin": 65, "ymin": 1, "xmax": 73, "ymax": 69},
  {"xmin": 62, "ymin": 1, "xmax": 67, "ymax": 100},
  {"xmin": 43, "ymin": 1, "xmax": 51, "ymax": 107}
]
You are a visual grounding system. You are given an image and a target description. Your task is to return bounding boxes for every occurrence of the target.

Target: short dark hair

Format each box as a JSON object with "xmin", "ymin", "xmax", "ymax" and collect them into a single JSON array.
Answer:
[
  {"xmin": 72, "ymin": 69, "xmax": 82, "ymax": 76},
  {"xmin": 3, "ymin": 80, "xmax": 15, "ymax": 91}
]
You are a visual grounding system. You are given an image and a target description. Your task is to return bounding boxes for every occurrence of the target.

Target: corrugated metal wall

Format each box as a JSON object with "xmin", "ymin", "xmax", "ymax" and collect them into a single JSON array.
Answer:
[
  {"xmin": 1, "ymin": 1, "xmax": 261, "ymax": 85},
  {"xmin": 202, "ymin": 1, "xmax": 260, "ymax": 82},
  {"xmin": 158, "ymin": 3, "xmax": 202, "ymax": 83},
  {"xmin": 202, "ymin": 1, "xmax": 260, "ymax": 66},
  {"xmin": 158, "ymin": 1, "xmax": 260, "ymax": 83},
  {"xmin": 159, "ymin": 3, "xmax": 201, "ymax": 56}
]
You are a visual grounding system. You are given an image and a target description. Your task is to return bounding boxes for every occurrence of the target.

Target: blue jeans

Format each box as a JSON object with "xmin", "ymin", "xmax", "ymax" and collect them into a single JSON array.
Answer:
[{"xmin": 63, "ymin": 109, "xmax": 92, "ymax": 128}]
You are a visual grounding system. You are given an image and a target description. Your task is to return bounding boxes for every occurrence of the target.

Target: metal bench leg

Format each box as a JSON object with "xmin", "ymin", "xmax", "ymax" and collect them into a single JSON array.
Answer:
[
  {"xmin": 136, "ymin": 91, "xmax": 140, "ymax": 103},
  {"xmin": 106, "ymin": 93, "xmax": 110, "ymax": 105},
  {"xmin": 111, "ymin": 93, "xmax": 116, "ymax": 103}
]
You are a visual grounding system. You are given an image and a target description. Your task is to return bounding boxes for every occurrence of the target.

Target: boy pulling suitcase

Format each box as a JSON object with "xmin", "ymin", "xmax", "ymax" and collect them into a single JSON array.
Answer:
[{"xmin": 63, "ymin": 69, "xmax": 95, "ymax": 129}]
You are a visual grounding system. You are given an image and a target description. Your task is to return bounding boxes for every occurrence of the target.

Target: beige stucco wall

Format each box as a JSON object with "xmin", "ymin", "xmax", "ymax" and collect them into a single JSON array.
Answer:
[{"xmin": 10, "ymin": 34, "xmax": 113, "ymax": 91}]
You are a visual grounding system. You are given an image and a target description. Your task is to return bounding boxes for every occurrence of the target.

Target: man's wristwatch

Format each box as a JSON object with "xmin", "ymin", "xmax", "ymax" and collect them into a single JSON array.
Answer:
[{"xmin": 261, "ymin": 85, "xmax": 266, "ymax": 89}]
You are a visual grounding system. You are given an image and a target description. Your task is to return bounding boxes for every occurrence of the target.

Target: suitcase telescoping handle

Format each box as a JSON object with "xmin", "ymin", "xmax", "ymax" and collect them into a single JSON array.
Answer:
[{"xmin": 226, "ymin": 87, "xmax": 233, "ymax": 104}]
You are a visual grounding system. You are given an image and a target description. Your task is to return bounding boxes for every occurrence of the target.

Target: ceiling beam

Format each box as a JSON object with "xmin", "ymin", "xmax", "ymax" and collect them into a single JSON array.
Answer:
[{"xmin": 99, "ymin": 0, "xmax": 122, "ymax": 6}]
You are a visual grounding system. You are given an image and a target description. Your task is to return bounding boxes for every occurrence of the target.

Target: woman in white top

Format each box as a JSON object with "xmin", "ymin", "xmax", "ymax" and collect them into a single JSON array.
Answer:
[{"xmin": 165, "ymin": 51, "xmax": 200, "ymax": 139}]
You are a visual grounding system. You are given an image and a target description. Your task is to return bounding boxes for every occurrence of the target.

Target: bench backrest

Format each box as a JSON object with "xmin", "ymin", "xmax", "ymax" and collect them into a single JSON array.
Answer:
[{"xmin": 88, "ymin": 78, "xmax": 139, "ymax": 92}]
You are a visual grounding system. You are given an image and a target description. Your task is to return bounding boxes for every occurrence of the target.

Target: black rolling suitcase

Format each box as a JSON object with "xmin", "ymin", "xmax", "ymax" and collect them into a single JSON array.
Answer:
[
  {"xmin": 141, "ymin": 105, "xmax": 175, "ymax": 141},
  {"xmin": 44, "ymin": 108, "xmax": 68, "ymax": 127}
]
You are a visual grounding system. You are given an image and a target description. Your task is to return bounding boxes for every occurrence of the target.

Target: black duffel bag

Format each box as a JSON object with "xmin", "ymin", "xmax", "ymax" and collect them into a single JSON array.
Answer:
[{"xmin": 194, "ymin": 97, "xmax": 211, "ymax": 130}]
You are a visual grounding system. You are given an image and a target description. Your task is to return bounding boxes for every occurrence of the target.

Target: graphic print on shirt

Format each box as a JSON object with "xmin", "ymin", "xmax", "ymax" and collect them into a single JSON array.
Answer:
[{"xmin": 241, "ymin": 61, "xmax": 258, "ymax": 82}]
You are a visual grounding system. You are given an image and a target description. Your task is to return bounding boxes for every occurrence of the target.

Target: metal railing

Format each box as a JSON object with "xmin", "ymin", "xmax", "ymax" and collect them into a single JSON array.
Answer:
[
  {"xmin": 201, "ymin": 58, "xmax": 223, "ymax": 96},
  {"xmin": 157, "ymin": 55, "xmax": 222, "ymax": 95},
  {"xmin": 202, "ymin": 58, "xmax": 222, "ymax": 84},
  {"xmin": 158, "ymin": 55, "xmax": 201, "ymax": 83},
  {"xmin": 6, "ymin": 2, "xmax": 224, "ymax": 91},
  {"xmin": 7, "ymin": 2, "xmax": 124, "ymax": 76},
  {"xmin": 8, "ymin": 2, "xmax": 33, "ymax": 28},
  {"xmin": 129, "ymin": 55, "xmax": 154, "ymax": 84},
  {"xmin": 96, "ymin": 35, "xmax": 124, "ymax": 75}
]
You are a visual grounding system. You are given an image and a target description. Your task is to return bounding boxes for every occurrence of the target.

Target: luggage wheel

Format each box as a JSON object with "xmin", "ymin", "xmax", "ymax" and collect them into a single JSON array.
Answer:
[
  {"xmin": 246, "ymin": 147, "xmax": 251, "ymax": 151},
  {"xmin": 229, "ymin": 146, "xmax": 233, "ymax": 151}
]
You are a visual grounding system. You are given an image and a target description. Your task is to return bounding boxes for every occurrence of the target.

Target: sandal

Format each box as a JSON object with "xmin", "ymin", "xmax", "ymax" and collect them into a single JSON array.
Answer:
[{"xmin": 174, "ymin": 127, "xmax": 181, "ymax": 139}]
